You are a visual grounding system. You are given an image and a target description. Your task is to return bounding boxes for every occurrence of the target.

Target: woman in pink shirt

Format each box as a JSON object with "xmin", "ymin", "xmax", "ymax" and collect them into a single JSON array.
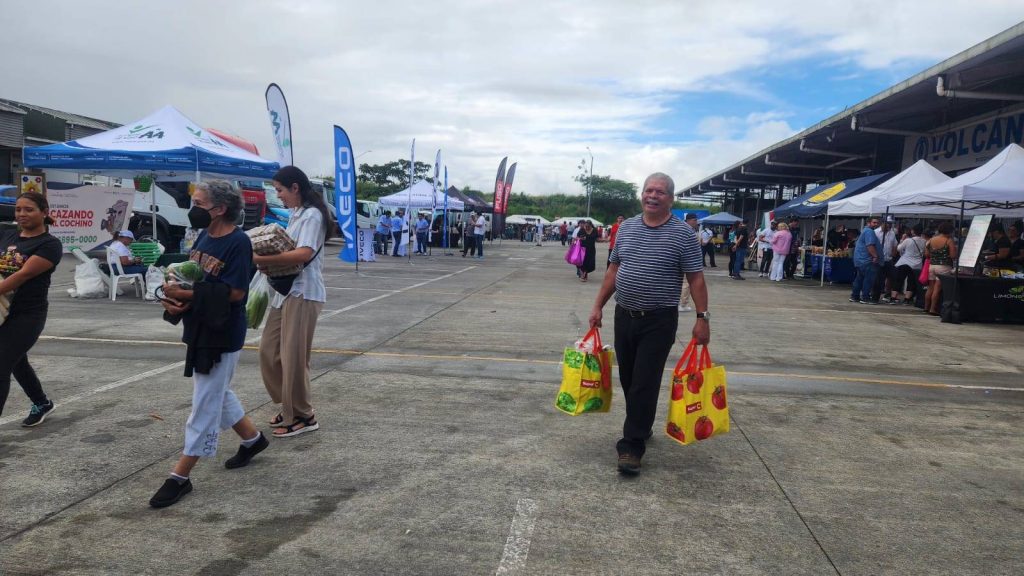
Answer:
[{"xmin": 769, "ymin": 222, "xmax": 792, "ymax": 282}]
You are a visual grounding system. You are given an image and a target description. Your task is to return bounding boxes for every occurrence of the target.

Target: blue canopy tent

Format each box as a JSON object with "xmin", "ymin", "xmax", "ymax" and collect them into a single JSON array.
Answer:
[
  {"xmin": 773, "ymin": 173, "xmax": 891, "ymax": 220},
  {"xmin": 698, "ymin": 211, "xmax": 742, "ymax": 225},
  {"xmin": 22, "ymin": 105, "xmax": 280, "ymax": 241},
  {"xmin": 22, "ymin": 105, "xmax": 279, "ymax": 179}
]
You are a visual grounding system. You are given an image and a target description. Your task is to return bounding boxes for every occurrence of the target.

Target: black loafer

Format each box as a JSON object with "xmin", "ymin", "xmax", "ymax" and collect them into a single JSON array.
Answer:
[
  {"xmin": 225, "ymin": 433, "xmax": 269, "ymax": 469},
  {"xmin": 149, "ymin": 478, "xmax": 193, "ymax": 508}
]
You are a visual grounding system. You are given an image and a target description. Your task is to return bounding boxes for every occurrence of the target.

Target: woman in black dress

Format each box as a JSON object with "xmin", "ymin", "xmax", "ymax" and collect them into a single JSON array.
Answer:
[{"xmin": 578, "ymin": 220, "xmax": 599, "ymax": 282}]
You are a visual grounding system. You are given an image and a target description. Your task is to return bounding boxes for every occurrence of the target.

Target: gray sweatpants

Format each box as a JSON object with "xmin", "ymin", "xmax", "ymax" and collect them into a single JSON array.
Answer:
[{"xmin": 184, "ymin": 350, "xmax": 245, "ymax": 457}]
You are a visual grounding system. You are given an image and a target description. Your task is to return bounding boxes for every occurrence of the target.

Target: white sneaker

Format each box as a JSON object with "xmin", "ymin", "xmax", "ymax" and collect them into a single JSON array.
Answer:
[{"xmin": 678, "ymin": 306, "xmax": 693, "ymax": 312}]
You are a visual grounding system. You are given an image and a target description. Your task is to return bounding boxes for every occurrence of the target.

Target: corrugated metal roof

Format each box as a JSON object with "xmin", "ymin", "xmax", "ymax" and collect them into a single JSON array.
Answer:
[
  {"xmin": 0, "ymin": 101, "xmax": 26, "ymax": 115},
  {"xmin": 0, "ymin": 98, "xmax": 118, "ymax": 130}
]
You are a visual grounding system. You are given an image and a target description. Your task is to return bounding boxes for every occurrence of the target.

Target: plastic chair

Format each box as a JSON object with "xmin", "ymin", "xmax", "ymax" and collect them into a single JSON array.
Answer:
[{"xmin": 106, "ymin": 246, "xmax": 145, "ymax": 301}]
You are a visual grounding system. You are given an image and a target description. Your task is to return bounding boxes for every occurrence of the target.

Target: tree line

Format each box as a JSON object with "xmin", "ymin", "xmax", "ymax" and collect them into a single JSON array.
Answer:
[{"xmin": 327, "ymin": 160, "xmax": 715, "ymax": 223}]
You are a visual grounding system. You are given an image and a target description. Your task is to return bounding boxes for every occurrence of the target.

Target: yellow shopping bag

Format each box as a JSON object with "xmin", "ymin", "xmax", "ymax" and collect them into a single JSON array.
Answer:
[
  {"xmin": 555, "ymin": 327, "xmax": 614, "ymax": 415},
  {"xmin": 665, "ymin": 339, "xmax": 729, "ymax": 445}
]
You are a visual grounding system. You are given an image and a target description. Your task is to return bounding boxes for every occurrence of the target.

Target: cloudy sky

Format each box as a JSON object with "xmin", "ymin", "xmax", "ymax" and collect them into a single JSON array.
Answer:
[{"xmin": 2, "ymin": 1, "xmax": 1021, "ymax": 196}]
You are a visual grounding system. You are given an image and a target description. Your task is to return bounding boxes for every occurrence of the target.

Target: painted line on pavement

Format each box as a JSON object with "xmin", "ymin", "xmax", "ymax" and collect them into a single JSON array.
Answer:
[
  {"xmin": 0, "ymin": 360, "xmax": 186, "ymax": 427},
  {"xmin": 495, "ymin": 498, "xmax": 538, "ymax": 575},
  {"xmin": 318, "ymin": 266, "xmax": 475, "ymax": 321},
  {"xmin": 32, "ymin": 335, "xmax": 1024, "ymax": 393}
]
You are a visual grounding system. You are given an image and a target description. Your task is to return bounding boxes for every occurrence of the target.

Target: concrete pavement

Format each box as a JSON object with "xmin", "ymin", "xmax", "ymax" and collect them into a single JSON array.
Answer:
[{"xmin": 1, "ymin": 238, "xmax": 1021, "ymax": 575}]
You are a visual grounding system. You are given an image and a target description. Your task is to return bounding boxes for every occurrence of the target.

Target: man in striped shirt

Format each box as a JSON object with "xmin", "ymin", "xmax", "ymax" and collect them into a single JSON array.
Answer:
[{"xmin": 589, "ymin": 172, "xmax": 710, "ymax": 475}]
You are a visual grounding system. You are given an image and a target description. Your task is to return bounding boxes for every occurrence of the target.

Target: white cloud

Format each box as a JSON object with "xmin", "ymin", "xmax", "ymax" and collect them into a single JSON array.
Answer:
[{"xmin": 0, "ymin": 0, "xmax": 1019, "ymax": 197}]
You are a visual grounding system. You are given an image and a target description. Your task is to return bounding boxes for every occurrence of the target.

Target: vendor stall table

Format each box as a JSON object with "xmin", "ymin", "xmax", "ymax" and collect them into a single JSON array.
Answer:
[
  {"xmin": 809, "ymin": 255, "xmax": 855, "ymax": 284},
  {"xmin": 939, "ymin": 273, "xmax": 1024, "ymax": 323}
]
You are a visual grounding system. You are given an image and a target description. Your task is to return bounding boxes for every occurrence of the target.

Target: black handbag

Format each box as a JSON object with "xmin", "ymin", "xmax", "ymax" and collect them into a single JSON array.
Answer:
[{"xmin": 267, "ymin": 243, "xmax": 322, "ymax": 296}]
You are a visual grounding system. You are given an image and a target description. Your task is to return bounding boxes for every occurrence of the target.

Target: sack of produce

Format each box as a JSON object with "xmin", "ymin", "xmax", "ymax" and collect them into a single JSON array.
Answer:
[
  {"xmin": 165, "ymin": 260, "xmax": 205, "ymax": 290},
  {"xmin": 246, "ymin": 273, "xmax": 271, "ymax": 329},
  {"xmin": 246, "ymin": 224, "xmax": 302, "ymax": 277}
]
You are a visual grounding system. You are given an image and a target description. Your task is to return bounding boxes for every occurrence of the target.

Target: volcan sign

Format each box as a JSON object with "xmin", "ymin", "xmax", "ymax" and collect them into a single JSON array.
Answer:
[{"xmin": 903, "ymin": 109, "xmax": 1024, "ymax": 173}]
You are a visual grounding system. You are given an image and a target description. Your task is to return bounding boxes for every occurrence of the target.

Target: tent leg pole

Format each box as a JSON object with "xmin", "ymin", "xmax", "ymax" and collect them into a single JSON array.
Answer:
[{"xmin": 821, "ymin": 211, "xmax": 828, "ymax": 286}]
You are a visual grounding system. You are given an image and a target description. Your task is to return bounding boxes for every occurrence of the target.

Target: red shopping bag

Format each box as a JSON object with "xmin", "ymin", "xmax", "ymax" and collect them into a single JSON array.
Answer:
[{"xmin": 665, "ymin": 339, "xmax": 729, "ymax": 445}]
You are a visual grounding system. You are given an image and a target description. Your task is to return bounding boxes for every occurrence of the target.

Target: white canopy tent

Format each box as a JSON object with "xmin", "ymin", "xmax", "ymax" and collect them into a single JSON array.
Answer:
[
  {"xmin": 551, "ymin": 216, "xmax": 604, "ymax": 227},
  {"xmin": 828, "ymin": 160, "xmax": 951, "ymax": 216},
  {"xmin": 378, "ymin": 181, "xmax": 465, "ymax": 211},
  {"xmin": 506, "ymin": 214, "xmax": 550, "ymax": 225},
  {"xmin": 885, "ymin": 143, "xmax": 1024, "ymax": 217}
]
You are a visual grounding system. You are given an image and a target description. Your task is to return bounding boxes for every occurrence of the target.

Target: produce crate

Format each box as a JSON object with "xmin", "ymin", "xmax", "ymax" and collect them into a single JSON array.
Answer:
[{"xmin": 129, "ymin": 241, "xmax": 162, "ymax": 266}]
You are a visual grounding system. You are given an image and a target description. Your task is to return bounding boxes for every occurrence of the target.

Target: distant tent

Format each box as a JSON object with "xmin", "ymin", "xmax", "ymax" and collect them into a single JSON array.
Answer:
[
  {"xmin": 698, "ymin": 212, "xmax": 743, "ymax": 225},
  {"xmin": 773, "ymin": 173, "xmax": 891, "ymax": 219},
  {"xmin": 378, "ymin": 181, "xmax": 464, "ymax": 210},
  {"xmin": 448, "ymin": 184, "xmax": 491, "ymax": 212}
]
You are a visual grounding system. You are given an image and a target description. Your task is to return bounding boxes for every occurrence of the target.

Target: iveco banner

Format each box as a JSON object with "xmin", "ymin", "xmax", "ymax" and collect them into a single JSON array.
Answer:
[
  {"xmin": 265, "ymin": 83, "xmax": 294, "ymax": 167},
  {"xmin": 334, "ymin": 125, "xmax": 357, "ymax": 263}
]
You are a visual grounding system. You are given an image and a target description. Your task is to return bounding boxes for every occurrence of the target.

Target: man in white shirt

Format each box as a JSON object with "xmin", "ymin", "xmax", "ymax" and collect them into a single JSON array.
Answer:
[
  {"xmin": 108, "ymin": 230, "xmax": 146, "ymax": 275},
  {"xmin": 700, "ymin": 227, "xmax": 716, "ymax": 267},
  {"xmin": 756, "ymin": 222, "xmax": 775, "ymax": 277},
  {"xmin": 472, "ymin": 213, "xmax": 486, "ymax": 258},
  {"xmin": 873, "ymin": 219, "xmax": 899, "ymax": 302}
]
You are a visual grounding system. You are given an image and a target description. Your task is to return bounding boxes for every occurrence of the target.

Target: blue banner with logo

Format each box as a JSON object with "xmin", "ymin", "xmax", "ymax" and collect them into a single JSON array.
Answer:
[{"xmin": 334, "ymin": 125, "xmax": 357, "ymax": 262}]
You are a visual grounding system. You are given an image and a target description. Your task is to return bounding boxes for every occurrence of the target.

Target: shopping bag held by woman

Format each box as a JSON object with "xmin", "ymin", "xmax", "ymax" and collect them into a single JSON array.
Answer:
[{"xmin": 565, "ymin": 238, "xmax": 586, "ymax": 267}]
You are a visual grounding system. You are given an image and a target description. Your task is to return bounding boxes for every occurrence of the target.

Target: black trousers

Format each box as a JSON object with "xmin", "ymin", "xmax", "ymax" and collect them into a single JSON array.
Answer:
[
  {"xmin": 614, "ymin": 305, "xmax": 678, "ymax": 457},
  {"xmin": 759, "ymin": 249, "xmax": 773, "ymax": 273},
  {"xmin": 727, "ymin": 250, "xmax": 736, "ymax": 274},
  {"xmin": 462, "ymin": 235, "xmax": 476, "ymax": 256},
  {"xmin": 0, "ymin": 308, "xmax": 50, "ymax": 416},
  {"xmin": 703, "ymin": 244, "xmax": 716, "ymax": 267},
  {"xmin": 784, "ymin": 252, "xmax": 798, "ymax": 278},
  {"xmin": 893, "ymin": 264, "xmax": 920, "ymax": 298},
  {"xmin": 872, "ymin": 261, "xmax": 895, "ymax": 300}
]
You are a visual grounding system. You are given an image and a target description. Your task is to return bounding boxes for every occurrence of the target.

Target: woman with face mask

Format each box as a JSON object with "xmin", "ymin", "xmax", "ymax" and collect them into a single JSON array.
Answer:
[
  {"xmin": 0, "ymin": 192, "xmax": 63, "ymax": 426},
  {"xmin": 254, "ymin": 166, "xmax": 331, "ymax": 438},
  {"xmin": 149, "ymin": 180, "xmax": 266, "ymax": 508}
]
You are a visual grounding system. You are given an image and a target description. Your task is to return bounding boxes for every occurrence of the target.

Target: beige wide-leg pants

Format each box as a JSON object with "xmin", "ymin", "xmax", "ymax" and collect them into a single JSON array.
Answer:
[{"xmin": 260, "ymin": 296, "xmax": 323, "ymax": 424}]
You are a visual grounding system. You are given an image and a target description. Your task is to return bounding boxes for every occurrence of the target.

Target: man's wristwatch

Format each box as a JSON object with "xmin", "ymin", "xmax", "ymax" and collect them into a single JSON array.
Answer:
[{"xmin": 696, "ymin": 311, "xmax": 710, "ymax": 321}]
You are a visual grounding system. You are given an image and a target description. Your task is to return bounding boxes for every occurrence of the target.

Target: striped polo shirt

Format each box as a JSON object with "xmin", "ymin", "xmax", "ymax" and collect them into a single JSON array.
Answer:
[{"xmin": 609, "ymin": 214, "xmax": 704, "ymax": 310}]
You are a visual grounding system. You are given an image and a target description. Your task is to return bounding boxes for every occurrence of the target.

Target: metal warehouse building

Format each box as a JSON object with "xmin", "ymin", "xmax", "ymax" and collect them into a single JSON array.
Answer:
[{"xmin": 0, "ymin": 98, "xmax": 120, "ymax": 184}]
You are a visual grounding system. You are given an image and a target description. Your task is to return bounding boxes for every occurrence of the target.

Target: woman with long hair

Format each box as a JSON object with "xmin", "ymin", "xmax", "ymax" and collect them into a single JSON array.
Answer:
[
  {"xmin": 577, "ymin": 220, "xmax": 599, "ymax": 282},
  {"xmin": 256, "ymin": 165, "xmax": 331, "ymax": 438},
  {"xmin": 0, "ymin": 193, "xmax": 62, "ymax": 426},
  {"xmin": 924, "ymin": 222, "xmax": 958, "ymax": 316}
]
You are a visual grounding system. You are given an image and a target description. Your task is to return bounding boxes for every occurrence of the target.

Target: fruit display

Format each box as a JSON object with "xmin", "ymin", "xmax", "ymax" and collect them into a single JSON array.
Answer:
[{"xmin": 826, "ymin": 248, "xmax": 851, "ymax": 258}]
